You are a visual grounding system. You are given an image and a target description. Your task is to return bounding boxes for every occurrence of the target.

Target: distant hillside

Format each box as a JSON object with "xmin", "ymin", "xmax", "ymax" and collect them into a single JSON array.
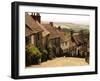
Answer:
[{"xmin": 54, "ymin": 22, "xmax": 89, "ymax": 32}]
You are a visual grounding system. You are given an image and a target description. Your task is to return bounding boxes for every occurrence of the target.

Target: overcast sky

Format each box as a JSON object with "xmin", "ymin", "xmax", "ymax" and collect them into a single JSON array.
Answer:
[{"xmin": 40, "ymin": 13, "xmax": 90, "ymax": 25}]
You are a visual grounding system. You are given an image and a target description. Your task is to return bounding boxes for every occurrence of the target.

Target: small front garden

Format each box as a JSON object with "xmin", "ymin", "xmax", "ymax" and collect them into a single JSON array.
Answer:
[
  {"xmin": 25, "ymin": 43, "xmax": 56, "ymax": 66},
  {"xmin": 26, "ymin": 44, "xmax": 42, "ymax": 66}
]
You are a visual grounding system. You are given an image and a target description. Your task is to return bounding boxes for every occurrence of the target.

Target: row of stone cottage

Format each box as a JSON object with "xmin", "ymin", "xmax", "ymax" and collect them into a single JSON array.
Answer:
[{"xmin": 25, "ymin": 12, "xmax": 89, "ymax": 58}]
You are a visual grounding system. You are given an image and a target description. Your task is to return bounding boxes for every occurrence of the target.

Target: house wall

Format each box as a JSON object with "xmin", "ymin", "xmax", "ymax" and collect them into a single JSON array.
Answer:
[
  {"xmin": 43, "ymin": 35, "xmax": 49, "ymax": 49},
  {"xmin": 50, "ymin": 38, "xmax": 61, "ymax": 56},
  {"xmin": 34, "ymin": 32, "xmax": 43, "ymax": 50},
  {"xmin": 25, "ymin": 31, "xmax": 43, "ymax": 51},
  {"xmin": 61, "ymin": 42, "xmax": 67, "ymax": 50}
]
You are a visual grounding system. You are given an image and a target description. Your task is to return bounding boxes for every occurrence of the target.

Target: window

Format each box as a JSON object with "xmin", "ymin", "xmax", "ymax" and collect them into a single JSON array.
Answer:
[{"xmin": 25, "ymin": 36, "xmax": 31, "ymax": 45}]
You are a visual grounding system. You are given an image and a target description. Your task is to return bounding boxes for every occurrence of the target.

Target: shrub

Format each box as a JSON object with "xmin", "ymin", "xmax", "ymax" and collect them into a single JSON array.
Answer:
[
  {"xmin": 48, "ymin": 49, "xmax": 56, "ymax": 60},
  {"xmin": 41, "ymin": 49, "xmax": 48, "ymax": 62},
  {"xmin": 26, "ymin": 44, "xmax": 42, "ymax": 66}
]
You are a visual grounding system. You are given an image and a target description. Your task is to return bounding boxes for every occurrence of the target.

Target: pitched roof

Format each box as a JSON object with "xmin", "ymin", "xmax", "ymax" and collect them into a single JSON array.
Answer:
[
  {"xmin": 25, "ymin": 25, "xmax": 34, "ymax": 36},
  {"xmin": 56, "ymin": 30, "xmax": 68, "ymax": 43},
  {"xmin": 42, "ymin": 24, "xmax": 60, "ymax": 39},
  {"xmin": 25, "ymin": 14, "xmax": 43, "ymax": 34},
  {"xmin": 72, "ymin": 33, "xmax": 85, "ymax": 45},
  {"xmin": 36, "ymin": 22, "xmax": 50, "ymax": 37}
]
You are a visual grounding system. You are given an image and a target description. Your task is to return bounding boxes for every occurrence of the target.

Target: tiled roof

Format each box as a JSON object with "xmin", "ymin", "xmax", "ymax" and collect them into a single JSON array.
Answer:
[
  {"xmin": 25, "ymin": 14, "xmax": 43, "ymax": 34},
  {"xmin": 56, "ymin": 30, "xmax": 68, "ymax": 43},
  {"xmin": 36, "ymin": 22, "xmax": 50, "ymax": 37},
  {"xmin": 25, "ymin": 25, "xmax": 34, "ymax": 36},
  {"xmin": 72, "ymin": 33, "xmax": 85, "ymax": 45},
  {"xmin": 42, "ymin": 24, "xmax": 60, "ymax": 39}
]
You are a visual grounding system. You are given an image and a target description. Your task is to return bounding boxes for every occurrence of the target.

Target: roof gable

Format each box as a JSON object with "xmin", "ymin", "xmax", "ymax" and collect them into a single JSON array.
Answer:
[{"xmin": 36, "ymin": 22, "xmax": 50, "ymax": 37}]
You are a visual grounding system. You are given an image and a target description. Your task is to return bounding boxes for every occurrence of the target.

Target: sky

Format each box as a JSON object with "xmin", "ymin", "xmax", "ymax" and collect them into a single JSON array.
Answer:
[{"xmin": 40, "ymin": 13, "xmax": 90, "ymax": 25}]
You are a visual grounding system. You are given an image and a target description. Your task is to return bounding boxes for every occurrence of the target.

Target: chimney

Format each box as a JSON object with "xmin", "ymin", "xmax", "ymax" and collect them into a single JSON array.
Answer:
[
  {"xmin": 58, "ymin": 26, "xmax": 61, "ymax": 31},
  {"xmin": 31, "ymin": 12, "xmax": 41, "ymax": 23},
  {"xmin": 25, "ymin": 12, "xmax": 28, "ymax": 15},
  {"xmin": 49, "ymin": 22, "xmax": 53, "ymax": 27},
  {"xmin": 36, "ymin": 13, "xmax": 41, "ymax": 23}
]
